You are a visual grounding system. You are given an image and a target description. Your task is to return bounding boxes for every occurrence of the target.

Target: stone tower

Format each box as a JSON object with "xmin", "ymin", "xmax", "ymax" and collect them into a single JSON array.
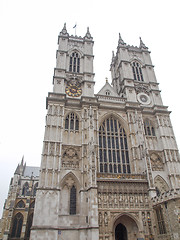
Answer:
[
  {"xmin": 30, "ymin": 24, "xmax": 99, "ymax": 240},
  {"xmin": 28, "ymin": 25, "xmax": 180, "ymax": 240}
]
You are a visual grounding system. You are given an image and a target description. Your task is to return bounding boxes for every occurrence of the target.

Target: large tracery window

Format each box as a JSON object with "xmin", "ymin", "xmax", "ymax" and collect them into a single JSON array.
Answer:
[
  {"xmin": 70, "ymin": 185, "xmax": 76, "ymax": 215},
  {"xmin": 132, "ymin": 61, "xmax": 144, "ymax": 81},
  {"xmin": 144, "ymin": 119, "xmax": 155, "ymax": 136},
  {"xmin": 65, "ymin": 113, "xmax": 79, "ymax": 131},
  {"xmin": 69, "ymin": 52, "xmax": 80, "ymax": 73},
  {"xmin": 11, "ymin": 213, "xmax": 23, "ymax": 238},
  {"xmin": 99, "ymin": 116, "xmax": 130, "ymax": 174}
]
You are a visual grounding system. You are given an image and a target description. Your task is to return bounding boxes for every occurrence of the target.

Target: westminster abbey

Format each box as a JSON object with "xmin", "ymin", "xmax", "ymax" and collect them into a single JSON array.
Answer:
[{"xmin": 0, "ymin": 24, "xmax": 180, "ymax": 240}]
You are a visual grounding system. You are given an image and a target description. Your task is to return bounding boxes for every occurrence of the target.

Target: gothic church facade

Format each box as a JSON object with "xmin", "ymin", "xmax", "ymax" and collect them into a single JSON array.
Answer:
[{"xmin": 1, "ymin": 24, "xmax": 180, "ymax": 240}]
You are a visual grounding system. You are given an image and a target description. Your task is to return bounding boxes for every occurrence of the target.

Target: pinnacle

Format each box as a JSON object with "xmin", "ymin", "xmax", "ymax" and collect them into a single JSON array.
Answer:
[
  {"xmin": 118, "ymin": 33, "xmax": 126, "ymax": 46},
  {"xmin": 139, "ymin": 37, "xmax": 148, "ymax": 49}
]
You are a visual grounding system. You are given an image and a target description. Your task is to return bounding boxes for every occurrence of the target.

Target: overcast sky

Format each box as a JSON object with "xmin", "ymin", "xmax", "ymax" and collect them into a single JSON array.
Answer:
[{"xmin": 0, "ymin": 0, "xmax": 180, "ymax": 217}]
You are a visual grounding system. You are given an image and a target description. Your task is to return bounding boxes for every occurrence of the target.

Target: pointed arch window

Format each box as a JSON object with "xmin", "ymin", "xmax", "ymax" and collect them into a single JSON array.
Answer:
[
  {"xmin": 144, "ymin": 119, "xmax": 155, "ymax": 136},
  {"xmin": 11, "ymin": 213, "xmax": 23, "ymax": 238},
  {"xmin": 69, "ymin": 52, "xmax": 80, "ymax": 73},
  {"xmin": 22, "ymin": 182, "xmax": 29, "ymax": 196},
  {"xmin": 65, "ymin": 113, "xmax": 79, "ymax": 131},
  {"xmin": 155, "ymin": 207, "xmax": 166, "ymax": 234},
  {"xmin": 70, "ymin": 185, "xmax": 76, "ymax": 215},
  {"xmin": 132, "ymin": 61, "xmax": 144, "ymax": 81},
  {"xmin": 99, "ymin": 116, "xmax": 130, "ymax": 174}
]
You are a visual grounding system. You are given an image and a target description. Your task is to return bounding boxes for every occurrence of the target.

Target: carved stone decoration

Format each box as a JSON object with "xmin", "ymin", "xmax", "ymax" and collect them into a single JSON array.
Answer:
[
  {"xmin": 61, "ymin": 145, "xmax": 80, "ymax": 169},
  {"xmin": 65, "ymin": 177, "xmax": 75, "ymax": 188},
  {"xmin": 154, "ymin": 175, "xmax": 169, "ymax": 195},
  {"xmin": 104, "ymin": 212, "xmax": 108, "ymax": 225},
  {"xmin": 150, "ymin": 153, "xmax": 164, "ymax": 171},
  {"xmin": 135, "ymin": 83, "xmax": 150, "ymax": 95},
  {"xmin": 99, "ymin": 212, "xmax": 102, "ymax": 226}
]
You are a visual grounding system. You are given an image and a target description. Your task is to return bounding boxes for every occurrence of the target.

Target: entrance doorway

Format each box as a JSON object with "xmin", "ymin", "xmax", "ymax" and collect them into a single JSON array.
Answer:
[{"xmin": 115, "ymin": 223, "xmax": 127, "ymax": 240}]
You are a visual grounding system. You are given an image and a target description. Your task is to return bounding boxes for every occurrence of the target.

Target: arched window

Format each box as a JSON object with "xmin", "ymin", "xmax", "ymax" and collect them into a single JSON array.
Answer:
[
  {"xmin": 33, "ymin": 182, "xmax": 38, "ymax": 196},
  {"xmin": 105, "ymin": 90, "xmax": 110, "ymax": 96},
  {"xmin": 11, "ymin": 213, "xmax": 23, "ymax": 238},
  {"xmin": 69, "ymin": 52, "xmax": 80, "ymax": 73},
  {"xmin": 25, "ymin": 213, "xmax": 33, "ymax": 239},
  {"xmin": 144, "ymin": 119, "xmax": 155, "ymax": 136},
  {"xmin": 16, "ymin": 200, "xmax": 25, "ymax": 208},
  {"xmin": 70, "ymin": 185, "xmax": 76, "ymax": 215},
  {"xmin": 22, "ymin": 182, "xmax": 29, "ymax": 196},
  {"xmin": 99, "ymin": 116, "xmax": 130, "ymax": 174},
  {"xmin": 65, "ymin": 113, "xmax": 79, "ymax": 131},
  {"xmin": 132, "ymin": 61, "xmax": 144, "ymax": 81}
]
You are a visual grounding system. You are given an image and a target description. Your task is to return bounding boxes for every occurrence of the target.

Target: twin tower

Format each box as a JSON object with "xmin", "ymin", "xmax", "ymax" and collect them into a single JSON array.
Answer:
[{"xmin": 11, "ymin": 23, "xmax": 180, "ymax": 240}]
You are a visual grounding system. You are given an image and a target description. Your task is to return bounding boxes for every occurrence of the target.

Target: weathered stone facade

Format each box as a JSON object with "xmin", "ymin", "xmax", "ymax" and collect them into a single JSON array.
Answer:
[{"xmin": 1, "ymin": 24, "xmax": 180, "ymax": 240}]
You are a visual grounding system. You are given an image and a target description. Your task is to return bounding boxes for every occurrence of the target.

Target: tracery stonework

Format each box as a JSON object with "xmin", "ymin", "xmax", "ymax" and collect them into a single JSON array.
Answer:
[{"xmin": 61, "ymin": 146, "xmax": 80, "ymax": 169}]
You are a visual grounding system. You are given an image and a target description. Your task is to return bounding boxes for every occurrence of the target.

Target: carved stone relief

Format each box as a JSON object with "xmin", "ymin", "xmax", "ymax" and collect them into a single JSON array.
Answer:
[
  {"xmin": 150, "ymin": 153, "xmax": 164, "ymax": 171},
  {"xmin": 154, "ymin": 175, "xmax": 169, "ymax": 195},
  {"xmin": 135, "ymin": 83, "xmax": 150, "ymax": 95},
  {"xmin": 97, "ymin": 181, "xmax": 149, "ymax": 209},
  {"xmin": 61, "ymin": 145, "xmax": 80, "ymax": 169}
]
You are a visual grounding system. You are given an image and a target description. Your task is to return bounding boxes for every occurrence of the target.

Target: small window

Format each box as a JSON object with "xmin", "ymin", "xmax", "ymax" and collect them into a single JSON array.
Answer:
[
  {"xmin": 155, "ymin": 207, "xmax": 166, "ymax": 234},
  {"xmin": 22, "ymin": 182, "xmax": 29, "ymax": 196},
  {"xmin": 65, "ymin": 113, "xmax": 79, "ymax": 131},
  {"xmin": 105, "ymin": 90, "xmax": 110, "ymax": 96},
  {"xmin": 69, "ymin": 52, "xmax": 80, "ymax": 73},
  {"xmin": 70, "ymin": 186, "xmax": 76, "ymax": 215},
  {"xmin": 132, "ymin": 61, "xmax": 144, "ymax": 81},
  {"xmin": 144, "ymin": 119, "xmax": 156, "ymax": 136}
]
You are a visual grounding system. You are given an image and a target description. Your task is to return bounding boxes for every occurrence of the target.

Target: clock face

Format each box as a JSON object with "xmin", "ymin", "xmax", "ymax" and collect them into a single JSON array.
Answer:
[
  {"xmin": 137, "ymin": 93, "xmax": 151, "ymax": 105},
  {"xmin": 65, "ymin": 84, "xmax": 82, "ymax": 97}
]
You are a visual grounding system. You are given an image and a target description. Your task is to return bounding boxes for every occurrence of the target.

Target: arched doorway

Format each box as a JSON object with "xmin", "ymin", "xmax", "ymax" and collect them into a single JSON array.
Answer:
[
  {"xmin": 115, "ymin": 223, "xmax": 127, "ymax": 240},
  {"xmin": 113, "ymin": 214, "xmax": 140, "ymax": 240}
]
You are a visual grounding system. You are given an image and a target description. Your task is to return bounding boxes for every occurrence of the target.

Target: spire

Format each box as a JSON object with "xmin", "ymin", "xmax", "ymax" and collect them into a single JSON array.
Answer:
[
  {"xmin": 118, "ymin": 33, "xmax": 126, "ymax": 46},
  {"xmin": 84, "ymin": 27, "xmax": 93, "ymax": 40},
  {"xmin": 139, "ymin": 37, "xmax": 148, "ymax": 49},
  {"xmin": 60, "ymin": 23, "xmax": 69, "ymax": 36}
]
